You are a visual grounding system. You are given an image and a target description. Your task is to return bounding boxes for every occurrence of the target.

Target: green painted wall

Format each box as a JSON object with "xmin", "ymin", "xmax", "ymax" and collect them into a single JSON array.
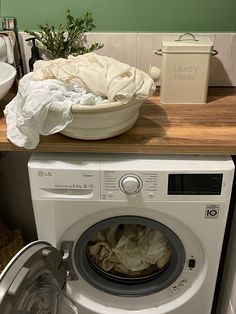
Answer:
[{"xmin": 1, "ymin": 0, "xmax": 236, "ymax": 32}]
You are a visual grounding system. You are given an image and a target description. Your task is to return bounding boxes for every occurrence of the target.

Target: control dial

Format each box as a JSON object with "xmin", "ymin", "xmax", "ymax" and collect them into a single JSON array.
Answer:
[{"xmin": 119, "ymin": 175, "xmax": 142, "ymax": 195}]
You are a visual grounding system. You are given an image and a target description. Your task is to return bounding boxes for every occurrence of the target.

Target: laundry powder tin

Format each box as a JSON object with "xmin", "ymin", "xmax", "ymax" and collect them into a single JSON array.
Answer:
[{"xmin": 154, "ymin": 33, "xmax": 218, "ymax": 104}]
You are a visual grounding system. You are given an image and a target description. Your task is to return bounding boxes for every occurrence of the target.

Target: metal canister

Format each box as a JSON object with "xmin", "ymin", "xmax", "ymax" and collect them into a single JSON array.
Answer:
[
  {"xmin": 154, "ymin": 33, "xmax": 218, "ymax": 104},
  {"xmin": 1, "ymin": 16, "xmax": 17, "ymax": 30},
  {"xmin": 0, "ymin": 16, "xmax": 24, "ymax": 80}
]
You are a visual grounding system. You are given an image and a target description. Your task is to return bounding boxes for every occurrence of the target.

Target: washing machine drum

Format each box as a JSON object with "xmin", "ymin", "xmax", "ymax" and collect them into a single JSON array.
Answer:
[
  {"xmin": 75, "ymin": 216, "xmax": 186, "ymax": 297},
  {"xmin": 0, "ymin": 241, "xmax": 78, "ymax": 314}
]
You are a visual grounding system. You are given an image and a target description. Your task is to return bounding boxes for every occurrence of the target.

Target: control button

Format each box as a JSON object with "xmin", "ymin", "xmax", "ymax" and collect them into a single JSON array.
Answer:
[
  {"xmin": 188, "ymin": 259, "xmax": 196, "ymax": 269},
  {"xmin": 107, "ymin": 191, "xmax": 114, "ymax": 199},
  {"xmin": 148, "ymin": 192, "xmax": 155, "ymax": 199},
  {"xmin": 120, "ymin": 175, "xmax": 142, "ymax": 195}
]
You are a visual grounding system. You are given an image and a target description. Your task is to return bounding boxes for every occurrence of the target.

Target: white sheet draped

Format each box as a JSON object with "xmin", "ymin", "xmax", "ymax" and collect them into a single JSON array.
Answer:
[
  {"xmin": 4, "ymin": 53, "xmax": 155, "ymax": 149},
  {"xmin": 32, "ymin": 53, "xmax": 155, "ymax": 103}
]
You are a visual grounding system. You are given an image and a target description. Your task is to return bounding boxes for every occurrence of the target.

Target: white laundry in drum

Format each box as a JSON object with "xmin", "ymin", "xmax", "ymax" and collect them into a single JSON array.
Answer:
[{"xmin": 88, "ymin": 224, "xmax": 171, "ymax": 275}]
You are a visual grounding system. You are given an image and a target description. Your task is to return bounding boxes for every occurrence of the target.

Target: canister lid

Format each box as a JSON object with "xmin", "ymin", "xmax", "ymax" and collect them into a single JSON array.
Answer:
[{"xmin": 162, "ymin": 33, "xmax": 214, "ymax": 53}]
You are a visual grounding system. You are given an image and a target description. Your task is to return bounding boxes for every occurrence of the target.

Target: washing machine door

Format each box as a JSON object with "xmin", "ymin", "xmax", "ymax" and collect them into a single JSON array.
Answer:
[{"xmin": 0, "ymin": 241, "xmax": 79, "ymax": 314}]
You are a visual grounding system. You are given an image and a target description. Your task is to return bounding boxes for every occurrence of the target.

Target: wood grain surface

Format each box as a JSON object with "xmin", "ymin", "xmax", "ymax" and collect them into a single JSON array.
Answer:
[{"xmin": 1, "ymin": 87, "xmax": 236, "ymax": 155}]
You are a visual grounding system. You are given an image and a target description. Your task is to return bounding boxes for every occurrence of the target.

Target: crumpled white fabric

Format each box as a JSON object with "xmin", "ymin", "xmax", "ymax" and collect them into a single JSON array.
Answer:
[
  {"xmin": 113, "ymin": 225, "xmax": 170, "ymax": 272},
  {"xmin": 32, "ymin": 53, "xmax": 156, "ymax": 103},
  {"xmin": 0, "ymin": 35, "xmax": 14, "ymax": 64},
  {"xmin": 4, "ymin": 73, "xmax": 107, "ymax": 149},
  {"xmin": 88, "ymin": 224, "xmax": 171, "ymax": 276},
  {"xmin": 4, "ymin": 53, "xmax": 155, "ymax": 149},
  {"xmin": 0, "ymin": 38, "xmax": 7, "ymax": 62}
]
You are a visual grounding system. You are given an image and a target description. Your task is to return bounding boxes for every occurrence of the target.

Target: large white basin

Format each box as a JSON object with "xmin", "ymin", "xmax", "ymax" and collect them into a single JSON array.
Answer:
[
  {"xmin": 0, "ymin": 62, "xmax": 16, "ymax": 100},
  {"xmin": 60, "ymin": 99, "xmax": 144, "ymax": 140}
]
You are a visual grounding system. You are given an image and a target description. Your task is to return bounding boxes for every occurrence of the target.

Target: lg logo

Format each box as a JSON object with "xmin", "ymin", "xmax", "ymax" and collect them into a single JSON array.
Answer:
[
  {"xmin": 37, "ymin": 171, "xmax": 52, "ymax": 177},
  {"xmin": 205, "ymin": 205, "xmax": 220, "ymax": 219},
  {"xmin": 37, "ymin": 170, "xmax": 44, "ymax": 177}
]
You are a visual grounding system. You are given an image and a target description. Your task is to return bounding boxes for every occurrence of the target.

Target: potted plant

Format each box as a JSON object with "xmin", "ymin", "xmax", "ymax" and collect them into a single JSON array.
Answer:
[{"xmin": 25, "ymin": 9, "xmax": 104, "ymax": 59}]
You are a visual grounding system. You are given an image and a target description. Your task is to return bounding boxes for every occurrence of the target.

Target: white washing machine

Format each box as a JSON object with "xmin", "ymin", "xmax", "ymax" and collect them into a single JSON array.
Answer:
[{"xmin": 0, "ymin": 154, "xmax": 234, "ymax": 314}]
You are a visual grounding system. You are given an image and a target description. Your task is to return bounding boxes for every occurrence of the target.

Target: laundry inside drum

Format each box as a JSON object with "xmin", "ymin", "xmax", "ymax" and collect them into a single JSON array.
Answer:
[{"xmin": 87, "ymin": 224, "xmax": 172, "ymax": 281}]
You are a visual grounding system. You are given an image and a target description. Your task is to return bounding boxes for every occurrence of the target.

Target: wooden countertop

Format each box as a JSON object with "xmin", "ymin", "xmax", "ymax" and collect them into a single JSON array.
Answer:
[{"xmin": 1, "ymin": 87, "xmax": 236, "ymax": 155}]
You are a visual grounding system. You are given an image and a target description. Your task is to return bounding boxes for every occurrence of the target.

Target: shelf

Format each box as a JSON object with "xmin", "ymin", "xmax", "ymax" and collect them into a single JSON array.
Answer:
[{"xmin": 1, "ymin": 87, "xmax": 236, "ymax": 155}]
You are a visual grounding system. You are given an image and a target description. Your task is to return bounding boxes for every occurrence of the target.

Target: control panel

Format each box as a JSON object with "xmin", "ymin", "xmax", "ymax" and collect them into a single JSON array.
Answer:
[
  {"xmin": 101, "ymin": 171, "xmax": 158, "ymax": 200},
  {"xmin": 28, "ymin": 154, "xmax": 233, "ymax": 202}
]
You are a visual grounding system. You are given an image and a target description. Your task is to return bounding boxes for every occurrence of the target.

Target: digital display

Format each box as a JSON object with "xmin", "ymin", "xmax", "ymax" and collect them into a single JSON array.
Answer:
[{"xmin": 168, "ymin": 173, "xmax": 223, "ymax": 195}]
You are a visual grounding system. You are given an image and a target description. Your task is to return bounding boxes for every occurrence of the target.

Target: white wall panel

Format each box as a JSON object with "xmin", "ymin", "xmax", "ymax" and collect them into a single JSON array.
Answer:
[{"xmin": 19, "ymin": 32, "xmax": 236, "ymax": 86}]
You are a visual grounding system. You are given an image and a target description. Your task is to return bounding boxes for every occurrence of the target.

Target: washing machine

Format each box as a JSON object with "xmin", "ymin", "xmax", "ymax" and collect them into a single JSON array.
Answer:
[{"xmin": 0, "ymin": 154, "xmax": 234, "ymax": 314}]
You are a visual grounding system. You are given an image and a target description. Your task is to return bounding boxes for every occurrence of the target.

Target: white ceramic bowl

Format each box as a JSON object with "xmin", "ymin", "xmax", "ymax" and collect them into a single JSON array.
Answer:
[
  {"xmin": 0, "ymin": 62, "xmax": 16, "ymax": 100},
  {"xmin": 60, "ymin": 99, "xmax": 144, "ymax": 140}
]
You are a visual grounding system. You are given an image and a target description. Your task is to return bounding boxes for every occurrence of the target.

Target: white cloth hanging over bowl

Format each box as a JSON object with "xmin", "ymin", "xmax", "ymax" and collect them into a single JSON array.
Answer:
[{"xmin": 4, "ymin": 53, "xmax": 155, "ymax": 149}]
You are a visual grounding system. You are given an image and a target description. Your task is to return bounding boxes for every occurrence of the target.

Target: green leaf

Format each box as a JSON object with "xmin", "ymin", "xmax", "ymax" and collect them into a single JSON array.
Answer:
[{"xmin": 25, "ymin": 9, "xmax": 103, "ymax": 59}]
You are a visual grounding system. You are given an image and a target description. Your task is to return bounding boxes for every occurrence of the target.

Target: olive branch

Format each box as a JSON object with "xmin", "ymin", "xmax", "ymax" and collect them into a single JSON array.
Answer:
[{"xmin": 25, "ymin": 9, "xmax": 104, "ymax": 59}]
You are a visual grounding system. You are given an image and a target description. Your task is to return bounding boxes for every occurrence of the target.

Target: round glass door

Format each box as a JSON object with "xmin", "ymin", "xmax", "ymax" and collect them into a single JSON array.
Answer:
[
  {"xmin": 74, "ymin": 216, "xmax": 185, "ymax": 296},
  {"xmin": 0, "ymin": 241, "xmax": 79, "ymax": 314},
  {"xmin": 15, "ymin": 271, "xmax": 79, "ymax": 314}
]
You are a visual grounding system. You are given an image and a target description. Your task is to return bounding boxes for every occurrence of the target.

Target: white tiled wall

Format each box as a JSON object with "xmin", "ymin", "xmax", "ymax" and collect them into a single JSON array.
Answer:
[
  {"xmin": 86, "ymin": 33, "xmax": 138, "ymax": 68},
  {"xmin": 19, "ymin": 32, "xmax": 236, "ymax": 86}
]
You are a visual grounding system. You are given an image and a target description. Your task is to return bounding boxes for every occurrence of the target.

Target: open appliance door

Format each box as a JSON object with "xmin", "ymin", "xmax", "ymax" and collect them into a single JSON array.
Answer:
[{"xmin": 0, "ymin": 241, "xmax": 79, "ymax": 314}]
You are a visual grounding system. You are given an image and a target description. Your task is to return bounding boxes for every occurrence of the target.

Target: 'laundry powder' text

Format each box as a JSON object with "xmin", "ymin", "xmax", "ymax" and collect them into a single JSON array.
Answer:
[{"xmin": 174, "ymin": 65, "xmax": 198, "ymax": 80}]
